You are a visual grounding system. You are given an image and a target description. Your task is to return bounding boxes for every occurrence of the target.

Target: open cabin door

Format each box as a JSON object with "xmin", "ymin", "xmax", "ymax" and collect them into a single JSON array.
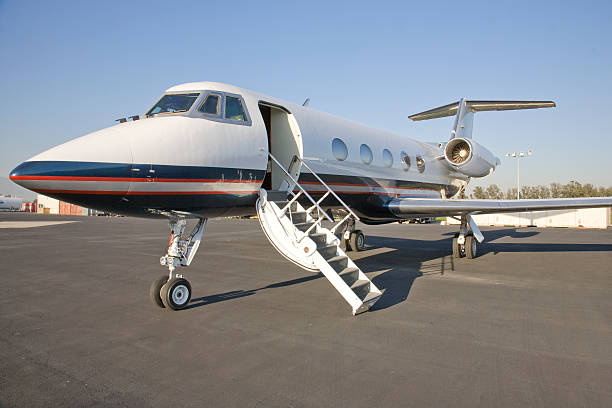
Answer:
[{"xmin": 258, "ymin": 102, "xmax": 303, "ymax": 192}]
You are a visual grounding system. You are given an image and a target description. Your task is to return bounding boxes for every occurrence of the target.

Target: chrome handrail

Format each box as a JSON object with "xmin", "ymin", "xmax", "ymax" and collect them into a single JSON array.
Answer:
[
  {"xmin": 260, "ymin": 149, "xmax": 359, "ymax": 240},
  {"xmin": 261, "ymin": 149, "xmax": 333, "ymax": 225},
  {"xmin": 293, "ymin": 156, "xmax": 360, "ymax": 222}
]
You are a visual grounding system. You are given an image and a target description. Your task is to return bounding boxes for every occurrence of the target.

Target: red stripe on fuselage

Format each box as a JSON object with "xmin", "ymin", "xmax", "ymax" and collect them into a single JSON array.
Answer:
[
  {"xmin": 10, "ymin": 175, "xmax": 261, "ymax": 183},
  {"xmin": 33, "ymin": 189, "xmax": 259, "ymax": 195}
]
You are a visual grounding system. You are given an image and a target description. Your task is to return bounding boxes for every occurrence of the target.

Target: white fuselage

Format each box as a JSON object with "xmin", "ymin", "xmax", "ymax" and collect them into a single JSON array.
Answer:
[{"xmin": 10, "ymin": 82, "xmax": 469, "ymax": 222}]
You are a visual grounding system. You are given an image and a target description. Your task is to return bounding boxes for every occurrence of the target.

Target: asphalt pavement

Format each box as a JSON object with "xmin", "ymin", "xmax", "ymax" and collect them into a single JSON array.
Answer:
[{"xmin": 1, "ymin": 213, "xmax": 611, "ymax": 407}]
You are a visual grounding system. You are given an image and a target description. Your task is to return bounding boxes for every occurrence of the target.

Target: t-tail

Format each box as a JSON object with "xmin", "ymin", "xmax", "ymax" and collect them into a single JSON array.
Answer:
[{"xmin": 408, "ymin": 99, "xmax": 555, "ymax": 178}]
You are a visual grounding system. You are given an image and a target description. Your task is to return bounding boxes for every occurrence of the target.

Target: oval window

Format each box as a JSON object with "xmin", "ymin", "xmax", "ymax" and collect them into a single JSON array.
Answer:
[
  {"xmin": 332, "ymin": 138, "xmax": 348, "ymax": 161},
  {"xmin": 400, "ymin": 151, "xmax": 411, "ymax": 171},
  {"xmin": 360, "ymin": 144, "xmax": 373, "ymax": 165},
  {"xmin": 416, "ymin": 155, "xmax": 425, "ymax": 173},
  {"xmin": 382, "ymin": 149, "xmax": 393, "ymax": 167}
]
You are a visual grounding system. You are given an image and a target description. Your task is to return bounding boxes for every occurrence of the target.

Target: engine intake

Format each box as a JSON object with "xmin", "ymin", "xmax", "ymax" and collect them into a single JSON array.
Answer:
[{"xmin": 444, "ymin": 138, "xmax": 499, "ymax": 178}]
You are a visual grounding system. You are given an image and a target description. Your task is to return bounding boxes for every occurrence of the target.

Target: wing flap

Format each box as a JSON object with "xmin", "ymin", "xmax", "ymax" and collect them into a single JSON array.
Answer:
[{"xmin": 387, "ymin": 197, "xmax": 612, "ymax": 218}]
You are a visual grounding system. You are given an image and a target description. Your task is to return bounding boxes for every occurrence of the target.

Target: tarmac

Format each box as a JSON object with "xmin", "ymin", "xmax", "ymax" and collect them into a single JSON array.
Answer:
[{"xmin": 1, "ymin": 212, "xmax": 611, "ymax": 407}]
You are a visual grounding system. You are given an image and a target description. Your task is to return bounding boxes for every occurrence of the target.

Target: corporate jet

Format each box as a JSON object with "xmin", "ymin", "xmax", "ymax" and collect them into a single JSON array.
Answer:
[{"xmin": 10, "ymin": 82, "xmax": 612, "ymax": 315}]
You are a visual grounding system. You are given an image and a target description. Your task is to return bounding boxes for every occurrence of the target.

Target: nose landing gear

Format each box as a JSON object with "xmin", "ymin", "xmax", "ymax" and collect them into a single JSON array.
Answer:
[{"xmin": 150, "ymin": 217, "xmax": 206, "ymax": 310}]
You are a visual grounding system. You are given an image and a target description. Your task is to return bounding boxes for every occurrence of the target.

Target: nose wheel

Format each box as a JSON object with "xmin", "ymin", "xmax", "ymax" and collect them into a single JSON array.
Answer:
[
  {"xmin": 161, "ymin": 277, "xmax": 192, "ymax": 310},
  {"xmin": 150, "ymin": 275, "xmax": 192, "ymax": 310},
  {"xmin": 150, "ymin": 275, "xmax": 169, "ymax": 308}
]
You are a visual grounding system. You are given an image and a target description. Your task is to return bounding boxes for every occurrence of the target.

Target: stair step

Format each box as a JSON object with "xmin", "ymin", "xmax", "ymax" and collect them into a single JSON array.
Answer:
[
  {"xmin": 294, "ymin": 221, "xmax": 316, "ymax": 232},
  {"xmin": 351, "ymin": 279, "xmax": 371, "ymax": 300},
  {"xmin": 272, "ymin": 200, "xmax": 298, "ymax": 212},
  {"xmin": 354, "ymin": 292, "xmax": 382, "ymax": 314},
  {"xmin": 309, "ymin": 233, "xmax": 328, "ymax": 247},
  {"xmin": 266, "ymin": 190, "xmax": 289, "ymax": 201},
  {"xmin": 291, "ymin": 211, "xmax": 307, "ymax": 224},
  {"xmin": 318, "ymin": 244, "xmax": 338, "ymax": 259},
  {"xmin": 327, "ymin": 255, "xmax": 348, "ymax": 272},
  {"xmin": 361, "ymin": 291, "xmax": 381, "ymax": 305},
  {"xmin": 338, "ymin": 267, "xmax": 360, "ymax": 286}
]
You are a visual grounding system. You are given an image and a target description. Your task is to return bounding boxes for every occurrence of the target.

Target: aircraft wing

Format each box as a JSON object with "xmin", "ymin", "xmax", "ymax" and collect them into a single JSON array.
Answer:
[{"xmin": 387, "ymin": 197, "xmax": 612, "ymax": 218}]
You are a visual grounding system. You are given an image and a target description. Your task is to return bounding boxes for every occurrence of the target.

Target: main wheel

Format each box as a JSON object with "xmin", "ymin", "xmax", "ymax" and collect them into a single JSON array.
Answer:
[
  {"xmin": 465, "ymin": 235, "xmax": 477, "ymax": 259},
  {"xmin": 340, "ymin": 236, "xmax": 352, "ymax": 252},
  {"xmin": 452, "ymin": 237, "xmax": 462, "ymax": 258},
  {"xmin": 160, "ymin": 277, "xmax": 192, "ymax": 310},
  {"xmin": 350, "ymin": 230, "xmax": 366, "ymax": 252},
  {"xmin": 149, "ymin": 275, "xmax": 168, "ymax": 308}
]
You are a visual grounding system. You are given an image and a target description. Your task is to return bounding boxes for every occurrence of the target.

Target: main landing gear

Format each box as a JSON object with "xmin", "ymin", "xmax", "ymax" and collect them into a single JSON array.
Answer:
[
  {"xmin": 339, "ymin": 217, "xmax": 366, "ymax": 252},
  {"xmin": 150, "ymin": 217, "xmax": 207, "ymax": 310},
  {"xmin": 452, "ymin": 214, "xmax": 483, "ymax": 259}
]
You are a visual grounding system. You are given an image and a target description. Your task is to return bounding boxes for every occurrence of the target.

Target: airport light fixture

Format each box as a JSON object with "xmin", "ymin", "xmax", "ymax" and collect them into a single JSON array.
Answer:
[{"xmin": 505, "ymin": 150, "xmax": 532, "ymax": 200}]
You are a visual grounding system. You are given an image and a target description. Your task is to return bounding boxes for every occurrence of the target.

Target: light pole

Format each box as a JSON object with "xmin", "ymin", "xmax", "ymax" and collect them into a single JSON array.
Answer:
[{"xmin": 505, "ymin": 150, "xmax": 532, "ymax": 199}]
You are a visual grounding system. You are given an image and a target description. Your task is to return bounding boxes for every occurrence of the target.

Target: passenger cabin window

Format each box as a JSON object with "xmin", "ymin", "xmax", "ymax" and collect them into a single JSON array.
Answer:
[
  {"xmin": 147, "ymin": 93, "xmax": 200, "ymax": 116},
  {"xmin": 360, "ymin": 144, "xmax": 373, "ymax": 165},
  {"xmin": 382, "ymin": 149, "xmax": 393, "ymax": 167},
  {"xmin": 199, "ymin": 94, "xmax": 219, "ymax": 115},
  {"xmin": 225, "ymin": 96, "xmax": 248, "ymax": 122},
  {"xmin": 416, "ymin": 155, "xmax": 425, "ymax": 173},
  {"xmin": 400, "ymin": 151, "xmax": 411, "ymax": 171},
  {"xmin": 332, "ymin": 138, "xmax": 348, "ymax": 161}
]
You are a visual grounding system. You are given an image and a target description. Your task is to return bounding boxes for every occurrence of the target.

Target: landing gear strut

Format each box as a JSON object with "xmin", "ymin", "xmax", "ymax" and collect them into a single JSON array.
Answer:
[
  {"xmin": 150, "ymin": 217, "xmax": 207, "ymax": 310},
  {"xmin": 340, "ymin": 217, "xmax": 366, "ymax": 252},
  {"xmin": 452, "ymin": 214, "xmax": 483, "ymax": 259}
]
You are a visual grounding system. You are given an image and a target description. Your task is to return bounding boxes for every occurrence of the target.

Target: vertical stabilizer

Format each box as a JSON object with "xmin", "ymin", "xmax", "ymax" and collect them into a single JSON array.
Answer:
[{"xmin": 450, "ymin": 98, "xmax": 474, "ymax": 140}]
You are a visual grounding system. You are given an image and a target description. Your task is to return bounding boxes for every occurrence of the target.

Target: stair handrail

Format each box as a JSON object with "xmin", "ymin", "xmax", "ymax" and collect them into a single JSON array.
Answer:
[
  {"xmin": 292, "ymin": 156, "xmax": 360, "ymax": 222},
  {"xmin": 261, "ymin": 149, "xmax": 334, "ymax": 225}
]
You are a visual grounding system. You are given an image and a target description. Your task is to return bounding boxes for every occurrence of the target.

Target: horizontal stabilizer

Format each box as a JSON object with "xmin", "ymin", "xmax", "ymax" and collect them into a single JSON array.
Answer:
[{"xmin": 409, "ymin": 100, "xmax": 556, "ymax": 121}]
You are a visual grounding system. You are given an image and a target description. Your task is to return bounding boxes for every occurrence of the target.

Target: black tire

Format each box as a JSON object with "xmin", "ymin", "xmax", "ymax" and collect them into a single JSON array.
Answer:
[
  {"xmin": 340, "ymin": 237, "xmax": 352, "ymax": 252},
  {"xmin": 350, "ymin": 230, "xmax": 366, "ymax": 252},
  {"xmin": 452, "ymin": 237, "xmax": 462, "ymax": 258},
  {"xmin": 160, "ymin": 278, "xmax": 192, "ymax": 310},
  {"xmin": 465, "ymin": 235, "xmax": 477, "ymax": 259},
  {"xmin": 149, "ymin": 275, "xmax": 168, "ymax": 308}
]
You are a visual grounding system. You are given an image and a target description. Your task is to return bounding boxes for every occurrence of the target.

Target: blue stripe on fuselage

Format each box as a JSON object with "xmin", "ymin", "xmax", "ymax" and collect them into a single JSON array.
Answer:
[{"xmin": 10, "ymin": 160, "xmax": 266, "ymax": 181}]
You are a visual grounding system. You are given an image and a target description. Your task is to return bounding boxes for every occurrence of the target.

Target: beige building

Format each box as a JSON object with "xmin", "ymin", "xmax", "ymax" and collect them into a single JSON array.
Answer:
[{"xmin": 446, "ymin": 207, "xmax": 611, "ymax": 229}]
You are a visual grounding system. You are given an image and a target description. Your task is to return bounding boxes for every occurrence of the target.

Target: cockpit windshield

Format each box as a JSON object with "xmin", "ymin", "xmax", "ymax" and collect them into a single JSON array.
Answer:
[{"xmin": 146, "ymin": 93, "xmax": 200, "ymax": 116}]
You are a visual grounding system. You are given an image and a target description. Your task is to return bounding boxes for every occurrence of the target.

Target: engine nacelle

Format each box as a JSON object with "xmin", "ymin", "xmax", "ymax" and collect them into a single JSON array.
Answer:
[{"xmin": 444, "ymin": 138, "xmax": 500, "ymax": 178}]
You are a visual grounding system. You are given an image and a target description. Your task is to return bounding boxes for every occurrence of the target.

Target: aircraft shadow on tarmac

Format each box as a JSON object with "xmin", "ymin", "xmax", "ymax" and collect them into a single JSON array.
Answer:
[
  {"xmin": 184, "ymin": 275, "xmax": 320, "ymax": 310},
  {"xmin": 186, "ymin": 228, "xmax": 612, "ymax": 312},
  {"xmin": 366, "ymin": 228, "xmax": 612, "ymax": 311}
]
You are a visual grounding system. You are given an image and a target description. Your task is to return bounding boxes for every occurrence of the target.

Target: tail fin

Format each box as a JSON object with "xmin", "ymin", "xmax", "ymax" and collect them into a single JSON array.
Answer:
[{"xmin": 408, "ymin": 99, "xmax": 555, "ymax": 140}]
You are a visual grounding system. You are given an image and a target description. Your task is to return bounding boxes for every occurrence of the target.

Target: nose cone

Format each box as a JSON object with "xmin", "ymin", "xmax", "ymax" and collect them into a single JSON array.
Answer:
[
  {"xmin": 9, "ymin": 162, "xmax": 36, "ymax": 189},
  {"xmin": 9, "ymin": 123, "xmax": 134, "ymax": 196}
]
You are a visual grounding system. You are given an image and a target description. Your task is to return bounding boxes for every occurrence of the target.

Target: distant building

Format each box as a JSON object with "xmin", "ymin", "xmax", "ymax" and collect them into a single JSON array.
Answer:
[
  {"xmin": 36, "ymin": 194, "xmax": 91, "ymax": 216},
  {"xmin": 446, "ymin": 208, "xmax": 611, "ymax": 229}
]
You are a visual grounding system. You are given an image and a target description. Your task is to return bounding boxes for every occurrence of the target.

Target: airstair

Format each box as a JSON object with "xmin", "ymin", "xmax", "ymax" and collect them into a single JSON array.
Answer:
[{"xmin": 256, "ymin": 153, "xmax": 382, "ymax": 315}]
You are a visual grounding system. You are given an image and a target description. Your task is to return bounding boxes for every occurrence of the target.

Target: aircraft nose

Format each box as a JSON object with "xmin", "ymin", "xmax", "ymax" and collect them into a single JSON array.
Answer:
[
  {"xmin": 8, "ymin": 162, "xmax": 31, "ymax": 188},
  {"xmin": 8, "ymin": 124, "xmax": 134, "ymax": 197}
]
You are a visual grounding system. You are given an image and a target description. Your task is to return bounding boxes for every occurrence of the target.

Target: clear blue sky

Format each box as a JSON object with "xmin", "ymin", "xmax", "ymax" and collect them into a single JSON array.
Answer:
[{"xmin": 1, "ymin": 0, "xmax": 611, "ymax": 199}]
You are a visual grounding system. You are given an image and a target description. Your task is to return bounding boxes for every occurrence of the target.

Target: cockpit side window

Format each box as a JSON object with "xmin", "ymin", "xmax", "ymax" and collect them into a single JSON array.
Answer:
[
  {"xmin": 146, "ymin": 93, "xmax": 200, "ymax": 116},
  {"xmin": 199, "ymin": 94, "xmax": 219, "ymax": 115},
  {"xmin": 225, "ymin": 96, "xmax": 248, "ymax": 122}
]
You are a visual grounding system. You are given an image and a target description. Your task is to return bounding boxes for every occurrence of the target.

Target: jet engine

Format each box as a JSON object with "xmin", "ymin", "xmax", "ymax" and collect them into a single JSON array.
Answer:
[{"xmin": 444, "ymin": 138, "xmax": 500, "ymax": 178}]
